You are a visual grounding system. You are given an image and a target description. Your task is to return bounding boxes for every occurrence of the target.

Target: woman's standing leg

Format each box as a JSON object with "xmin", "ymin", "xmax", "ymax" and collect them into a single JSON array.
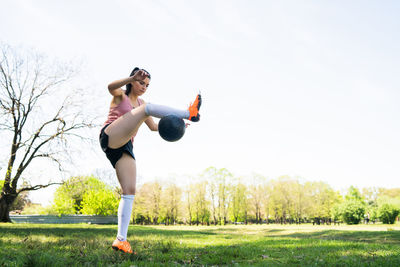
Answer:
[
  {"xmin": 115, "ymin": 153, "xmax": 137, "ymax": 241},
  {"xmin": 111, "ymin": 153, "xmax": 137, "ymax": 253}
]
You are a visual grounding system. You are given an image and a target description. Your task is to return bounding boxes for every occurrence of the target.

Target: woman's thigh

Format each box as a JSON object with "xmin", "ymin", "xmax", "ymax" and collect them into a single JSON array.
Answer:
[
  {"xmin": 115, "ymin": 153, "xmax": 137, "ymax": 195},
  {"xmin": 105, "ymin": 105, "xmax": 149, "ymax": 149}
]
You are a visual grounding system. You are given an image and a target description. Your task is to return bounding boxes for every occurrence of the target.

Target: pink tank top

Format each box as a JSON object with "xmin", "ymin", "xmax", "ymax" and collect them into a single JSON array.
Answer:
[{"xmin": 103, "ymin": 95, "xmax": 143, "ymax": 143}]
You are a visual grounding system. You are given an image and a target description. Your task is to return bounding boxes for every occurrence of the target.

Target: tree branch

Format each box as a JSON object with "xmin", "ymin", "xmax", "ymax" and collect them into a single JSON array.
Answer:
[
  {"xmin": 15, "ymin": 118, "xmax": 91, "ymax": 181},
  {"xmin": 17, "ymin": 182, "xmax": 63, "ymax": 194},
  {"xmin": 33, "ymin": 152, "xmax": 63, "ymax": 171}
]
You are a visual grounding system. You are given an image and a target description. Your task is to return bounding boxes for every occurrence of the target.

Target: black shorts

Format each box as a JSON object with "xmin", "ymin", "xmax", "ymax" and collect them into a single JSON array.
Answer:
[{"xmin": 99, "ymin": 124, "xmax": 135, "ymax": 168}]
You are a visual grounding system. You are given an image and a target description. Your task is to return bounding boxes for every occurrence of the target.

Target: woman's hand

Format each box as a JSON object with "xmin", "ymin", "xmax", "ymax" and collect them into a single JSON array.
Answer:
[{"xmin": 131, "ymin": 69, "xmax": 149, "ymax": 81}]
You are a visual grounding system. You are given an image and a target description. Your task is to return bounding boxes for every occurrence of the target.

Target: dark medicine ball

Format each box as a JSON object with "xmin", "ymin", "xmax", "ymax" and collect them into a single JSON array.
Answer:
[{"xmin": 158, "ymin": 115, "xmax": 186, "ymax": 142}]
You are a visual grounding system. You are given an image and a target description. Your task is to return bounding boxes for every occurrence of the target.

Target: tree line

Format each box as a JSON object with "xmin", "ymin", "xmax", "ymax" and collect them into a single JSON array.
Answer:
[{"xmin": 13, "ymin": 167, "xmax": 400, "ymax": 225}]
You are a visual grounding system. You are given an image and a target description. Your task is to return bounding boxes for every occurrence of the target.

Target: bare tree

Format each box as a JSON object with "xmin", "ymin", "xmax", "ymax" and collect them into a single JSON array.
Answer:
[
  {"xmin": 185, "ymin": 185, "xmax": 193, "ymax": 225},
  {"xmin": 249, "ymin": 185, "xmax": 263, "ymax": 223},
  {"xmin": 229, "ymin": 180, "xmax": 247, "ymax": 223},
  {"xmin": 207, "ymin": 177, "xmax": 218, "ymax": 225},
  {"xmin": 192, "ymin": 181, "xmax": 209, "ymax": 225},
  {"xmin": 161, "ymin": 184, "xmax": 182, "ymax": 225},
  {"xmin": 203, "ymin": 167, "xmax": 232, "ymax": 225},
  {"xmin": 0, "ymin": 44, "xmax": 94, "ymax": 222}
]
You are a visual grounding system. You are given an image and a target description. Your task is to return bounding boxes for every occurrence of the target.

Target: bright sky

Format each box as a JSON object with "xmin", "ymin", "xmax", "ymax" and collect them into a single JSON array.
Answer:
[{"xmin": 1, "ymin": 0, "xmax": 400, "ymax": 205}]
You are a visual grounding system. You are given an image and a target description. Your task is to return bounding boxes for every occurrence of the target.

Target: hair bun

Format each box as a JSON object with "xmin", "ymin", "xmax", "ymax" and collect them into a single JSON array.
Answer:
[{"xmin": 130, "ymin": 67, "xmax": 140, "ymax": 77}]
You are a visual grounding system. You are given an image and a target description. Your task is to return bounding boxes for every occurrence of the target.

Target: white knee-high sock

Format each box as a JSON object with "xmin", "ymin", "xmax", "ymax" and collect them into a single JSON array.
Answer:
[
  {"xmin": 145, "ymin": 103, "xmax": 189, "ymax": 119},
  {"xmin": 117, "ymin": 194, "xmax": 135, "ymax": 241}
]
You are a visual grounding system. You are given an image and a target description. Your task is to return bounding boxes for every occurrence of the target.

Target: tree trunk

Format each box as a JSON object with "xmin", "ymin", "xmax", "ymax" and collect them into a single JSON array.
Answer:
[{"xmin": 0, "ymin": 194, "xmax": 17, "ymax": 222}]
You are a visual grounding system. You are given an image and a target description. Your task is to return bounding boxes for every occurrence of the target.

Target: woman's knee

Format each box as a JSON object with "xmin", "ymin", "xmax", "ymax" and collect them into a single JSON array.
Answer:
[
  {"xmin": 132, "ymin": 104, "xmax": 148, "ymax": 117},
  {"xmin": 122, "ymin": 186, "xmax": 136, "ymax": 195}
]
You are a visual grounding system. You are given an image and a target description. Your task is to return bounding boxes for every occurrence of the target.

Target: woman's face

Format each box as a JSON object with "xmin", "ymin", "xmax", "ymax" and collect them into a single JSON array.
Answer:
[{"xmin": 131, "ymin": 77, "xmax": 150, "ymax": 96}]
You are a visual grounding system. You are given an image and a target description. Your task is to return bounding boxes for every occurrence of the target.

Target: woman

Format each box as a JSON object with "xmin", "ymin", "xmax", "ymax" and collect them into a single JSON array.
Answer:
[{"xmin": 99, "ymin": 67, "xmax": 201, "ymax": 253}]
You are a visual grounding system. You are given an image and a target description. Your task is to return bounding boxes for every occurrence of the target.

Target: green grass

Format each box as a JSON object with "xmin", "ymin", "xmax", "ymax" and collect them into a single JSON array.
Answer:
[{"xmin": 1, "ymin": 223, "xmax": 400, "ymax": 266}]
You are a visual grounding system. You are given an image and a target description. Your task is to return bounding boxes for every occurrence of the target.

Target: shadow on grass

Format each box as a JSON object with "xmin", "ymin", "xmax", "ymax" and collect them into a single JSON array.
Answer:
[
  {"xmin": 0, "ymin": 224, "xmax": 217, "ymax": 239},
  {"xmin": 264, "ymin": 229, "xmax": 285, "ymax": 233},
  {"xmin": 266, "ymin": 229, "xmax": 400, "ymax": 245}
]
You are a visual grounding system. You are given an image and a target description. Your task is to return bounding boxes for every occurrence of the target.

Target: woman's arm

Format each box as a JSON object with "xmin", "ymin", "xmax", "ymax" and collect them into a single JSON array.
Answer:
[
  {"xmin": 107, "ymin": 70, "xmax": 149, "ymax": 96},
  {"xmin": 144, "ymin": 117, "xmax": 158, "ymax": 131},
  {"xmin": 140, "ymin": 99, "xmax": 158, "ymax": 131},
  {"xmin": 107, "ymin": 76, "xmax": 135, "ymax": 96}
]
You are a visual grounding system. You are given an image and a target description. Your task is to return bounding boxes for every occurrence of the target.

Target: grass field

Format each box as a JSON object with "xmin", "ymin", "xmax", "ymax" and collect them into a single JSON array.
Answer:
[{"xmin": 1, "ymin": 223, "xmax": 400, "ymax": 266}]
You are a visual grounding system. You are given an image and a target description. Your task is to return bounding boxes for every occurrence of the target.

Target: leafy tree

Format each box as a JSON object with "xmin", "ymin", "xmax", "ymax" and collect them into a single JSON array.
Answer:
[
  {"xmin": 80, "ymin": 187, "xmax": 119, "ymax": 216},
  {"xmin": 206, "ymin": 175, "xmax": 218, "ymax": 225},
  {"xmin": 203, "ymin": 167, "xmax": 232, "ymax": 225},
  {"xmin": 377, "ymin": 203, "xmax": 399, "ymax": 224},
  {"xmin": 345, "ymin": 186, "xmax": 364, "ymax": 202},
  {"xmin": 191, "ymin": 181, "xmax": 209, "ymax": 225},
  {"xmin": 269, "ymin": 176, "xmax": 295, "ymax": 224},
  {"xmin": 52, "ymin": 176, "xmax": 106, "ymax": 215},
  {"xmin": 339, "ymin": 200, "xmax": 365, "ymax": 224},
  {"xmin": 0, "ymin": 44, "xmax": 94, "ymax": 222},
  {"xmin": 378, "ymin": 188, "xmax": 400, "ymax": 199},
  {"xmin": 331, "ymin": 204, "xmax": 342, "ymax": 223},
  {"xmin": 160, "ymin": 184, "xmax": 182, "ymax": 225},
  {"xmin": 184, "ymin": 184, "xmax": 194, "ymax": 225},
  {"xmin": 338, "ymin": 187, "xmax": 366, "ymax": 224},
  {"xmin": 53, "ymin": 192, "xmax": 76, "ymax": 215},
  {"xmin": 369, "ymin": 206, "xmax": 379, "ymax": 223},
  {"xmin": 362, "ymin": 187, "xmax": 379, "ymax": 206},
  {"xmin": 362, "ymin": 187, "xmax": 379, "ymax": 223},
  {"xmin": 148, "ymin": 182, "xmax": 162, "ymax": 224},
  {"xmin": 376, "ymin": 197, "xmax": 400, "ymax": 224},
  {"xmin": 133, "ymin": 182, "xmax": 162, "ymax": 224},
  {"xmin": 132, "ymin": 192, "xmax": 149, "ymax": 224},
  {"xmin": 307, "ymin": 182, "xmax": 340, "ymax": 224},
  {"xmin": 262, "ymin": 183, "xmax": 272, "ymax": 224},
  {"xmin": 229, "ymin": 181, "xmax": 247, "ymax": 223},
  {"xmin": 291, "ymin": 179, "xmax": 308, "ymax": 223},
  {"xmin": 248, "ymin": 175, "xmax": 266, "ymax": 224}
]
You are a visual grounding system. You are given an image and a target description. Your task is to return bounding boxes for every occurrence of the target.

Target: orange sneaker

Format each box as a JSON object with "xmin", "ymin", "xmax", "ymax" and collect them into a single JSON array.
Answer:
[
  {"xmin": 188, "ymin": 93, "xmax": 202, "ymax": 122},
  {"xmin": 112, "ymin": 239, "xmax": 134, "ymax": 254}
]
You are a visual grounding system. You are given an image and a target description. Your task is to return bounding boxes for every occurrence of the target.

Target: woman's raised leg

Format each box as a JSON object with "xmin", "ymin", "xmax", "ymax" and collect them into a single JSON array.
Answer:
[
  {"xmin": 105, "ymin": 105, "xmax": 149, "ymax": 149},
  {"xmin": 104, "ymin": 93, "xmax": 201, "ymax": 149}
]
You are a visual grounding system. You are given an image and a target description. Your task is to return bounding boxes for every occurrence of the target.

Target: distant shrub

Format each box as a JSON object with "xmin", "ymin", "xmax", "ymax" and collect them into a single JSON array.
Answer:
[
  {"xmin": 378, "ymin": 203, "xmax": 400, "ymax": 224},
  {"xmin": 339, "ymin": 200, "xmax": 365, "ymax": 225},
  {"xmin": 52, "ymin": 175, "xmax": 119, "ymax": 215},
  {"xmin": 331, "ymin": 204, "xmax": 341, "ymax": 222},
  {"xmin": 80, "ymin": 188, "xmax": 119, "ymax": 216}
]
